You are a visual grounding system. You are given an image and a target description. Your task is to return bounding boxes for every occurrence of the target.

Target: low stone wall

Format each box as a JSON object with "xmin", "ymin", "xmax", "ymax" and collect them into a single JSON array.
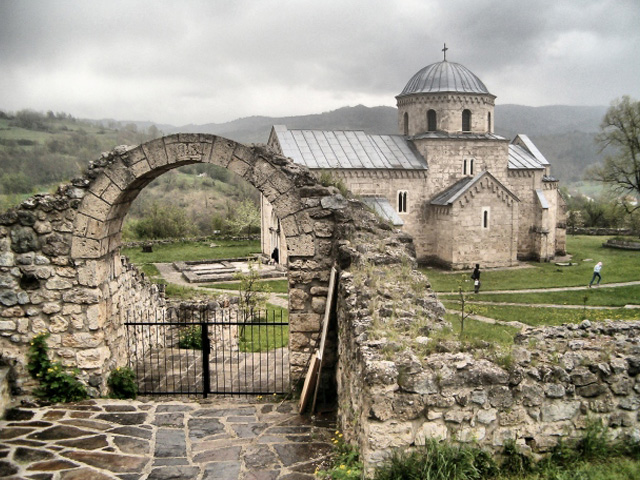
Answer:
[{"xmin": 335, "ymin": 231, "xmax": 640, "ymax": 471}]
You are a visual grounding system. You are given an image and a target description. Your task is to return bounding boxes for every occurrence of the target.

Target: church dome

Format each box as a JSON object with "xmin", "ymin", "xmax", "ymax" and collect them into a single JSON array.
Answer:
[{"xmin": 398, "ymin": 60, "xmax": 490, "ymax": 96}]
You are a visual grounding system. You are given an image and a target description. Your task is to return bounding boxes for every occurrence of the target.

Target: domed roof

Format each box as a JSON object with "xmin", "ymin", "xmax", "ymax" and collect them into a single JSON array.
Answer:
[{"xmin": 398, "ymin": 60, "xmax": 490, "ymax": 97}]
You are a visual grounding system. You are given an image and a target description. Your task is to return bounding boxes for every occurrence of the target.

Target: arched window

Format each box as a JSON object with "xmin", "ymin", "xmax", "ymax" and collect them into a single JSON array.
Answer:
[
  {"xmin": 462, "ymin": 109, "xmax": 472, "ymax": 132},
  {"xmin": 398, "ymin": 190, "xmax": 408, "ymax": 213},
  {"xmin": 403, "ymin": 112, "xmax": 409, "ymax": 136},
  {"xmin": 463, "ymin": 159, "xmax": 467, "ymax": 175},
  {"xmin": 487, "ymin": 112, "xmax": 492, "ymax": 133},
  {"xmin": 470, "ymin": 159, "xmax": 474, "ymax": 175},
  {"xmin": 427, "ymin": 109, "xmax": 437, "ymax": 132},
  {"xmin": 482, "ymin": 207, "xmax": 490, "ymax": 229}
]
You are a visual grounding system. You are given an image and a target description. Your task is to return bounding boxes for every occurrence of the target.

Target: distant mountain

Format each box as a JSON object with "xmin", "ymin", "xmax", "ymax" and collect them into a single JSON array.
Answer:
[
  {"xmin": 172, "ymin": 105, "xmax": 399, "ymax": 144},
  {"xmin": 163, "ymin": 104, "xmax": 608, "ymax": 183}
]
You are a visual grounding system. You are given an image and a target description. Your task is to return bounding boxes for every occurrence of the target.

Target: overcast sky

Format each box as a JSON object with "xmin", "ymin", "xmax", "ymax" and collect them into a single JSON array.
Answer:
[{"xmin": 1, "ymin": 0, "xmax": 639, "ymax": 126}]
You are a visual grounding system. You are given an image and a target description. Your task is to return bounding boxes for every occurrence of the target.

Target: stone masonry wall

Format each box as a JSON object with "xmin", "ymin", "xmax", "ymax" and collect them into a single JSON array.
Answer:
[
  {"xmin": 335, "ymin": 227, "xmax": 640, "ymax": 472},
  {"xmin": 0, "ymin": 192, "xmax": 164, "ymax": 396}
]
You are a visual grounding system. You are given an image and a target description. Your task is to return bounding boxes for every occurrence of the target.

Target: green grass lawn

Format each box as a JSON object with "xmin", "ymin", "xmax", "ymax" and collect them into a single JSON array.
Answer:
[
  {"xmin": 202, "ymin": 279, "xmax": 289, "ymax": 294},
  {"xmin": 451, "ymin": 284, "xmax": 640, "ymax": 307},
  {"xmin": 423, "ymin": 235, "xmax": 640, "ymax": 293},
  {"xmin": 443, "ymin": 300, "xmax": 640, "ymax": 327},
  {"xmin": 238, "ymin": 304, "xmax": 289, "ymax": 353},
  {"xmin": 122, "ymin": 239, "xmax": 260, "ymax": 264},
  {"xmin": 445, "ymin": 313, "xmax": 519, "ymax": 346}
]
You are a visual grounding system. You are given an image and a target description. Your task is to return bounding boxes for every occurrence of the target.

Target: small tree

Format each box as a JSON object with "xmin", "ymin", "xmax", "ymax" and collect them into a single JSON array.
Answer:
[
  {"xmin": 224, "ymin": 198, "xmax": 260, "ymax": 238},
  {"xmin": 590, "ymin": 96, "xmax": 640, "ymax": 216},
  {"xmin": 235, "ymin": 262, "xmax": 271, "ymax": 314}
]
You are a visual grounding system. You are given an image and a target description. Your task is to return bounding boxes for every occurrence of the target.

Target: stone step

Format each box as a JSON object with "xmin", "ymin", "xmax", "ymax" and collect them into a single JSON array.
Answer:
[{"xmin": 0, "ymin": 366, "xmax": 11, "ymax": 418}]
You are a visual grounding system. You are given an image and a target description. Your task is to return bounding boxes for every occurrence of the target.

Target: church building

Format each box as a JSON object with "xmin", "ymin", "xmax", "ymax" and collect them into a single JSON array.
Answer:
[{"xmin": 261, "ymin": 50, "xmax": 566, "ymax": 270}]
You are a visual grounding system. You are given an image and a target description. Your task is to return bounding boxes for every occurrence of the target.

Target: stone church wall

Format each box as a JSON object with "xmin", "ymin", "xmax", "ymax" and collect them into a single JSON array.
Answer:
[
  {"xmin": 335, "ymin": 234, "xmax": 640, "ymax": 471},
  {"xmin": 397, "ymin": 93, "xmax": 495, "ymax": 135},
  {"xmin": 412, "ymin": 139, "xmax": 510, "ymax": 193}
]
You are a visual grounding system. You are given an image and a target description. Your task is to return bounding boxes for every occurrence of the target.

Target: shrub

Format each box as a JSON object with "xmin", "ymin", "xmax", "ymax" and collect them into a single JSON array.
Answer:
[
  {"xmin": 178, "ymin": 325, "xmax": 202, "ymax": 350},
  {"xmin": 500, "ymin": 439, "xmax": 533, "ymax": 476},
  {"xmin": 317, "ymin": 431, "xmax": 363, "ymax": 480},
  {"xmin": 374, "ymin": 439, "xmax": 497, "ymax": 480},
  {"xmin": 27, "ymin": 332, "xmax": 87, "ymax": 403},
  {"xmin": 107, "ymin": 366, "xmax": 138, "ymax": 399}
]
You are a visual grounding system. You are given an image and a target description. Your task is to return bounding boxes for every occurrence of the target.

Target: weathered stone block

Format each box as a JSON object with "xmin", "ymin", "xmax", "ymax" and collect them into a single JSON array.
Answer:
[
  {"xmin": 290, "ymin": 312, "xmax": 322, "ymax": 332},
  {"xmin": 10, "ymin": 227, "xmax": 39, "ymax": 253},
  {"xmin": 540, "ymin": 401, "xmax": 580, "ymax": 422},
  {"xmin": 76, "ymin": 346, "xmax": 110, "ymax": 369},
  {"xmin": 415, "ymin": 422, "xmax": 448, "ymax": 443},
  {"xmin": 78, "ymin": 261, "xmax": 108, "ymax": 287},
  {"xmin": 289, "ymin": 288, "xmax": 308, "ymax": 311},
  {"xmin": 368, "ymin": 421, "xmax": 413, "ymax": 450},
  {"xmin": 49, "ymin": 316, "xmax": 69, "ymax": 333}
]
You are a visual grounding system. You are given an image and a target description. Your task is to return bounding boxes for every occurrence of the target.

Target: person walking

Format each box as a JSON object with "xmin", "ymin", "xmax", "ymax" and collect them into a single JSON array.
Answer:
[
  {"xmin": 471, "ymin": 264, "xmax": 481, "ymax": 293},
  {"xmin": 589, "ymin": 261, "xmax": 603, "ymax": 287}
]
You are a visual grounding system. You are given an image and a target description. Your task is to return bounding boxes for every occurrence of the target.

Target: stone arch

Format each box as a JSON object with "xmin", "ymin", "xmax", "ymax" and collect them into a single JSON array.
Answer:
[{"xmin": 70, "ymin": 133, "xmax": 342, "ymax": 380}]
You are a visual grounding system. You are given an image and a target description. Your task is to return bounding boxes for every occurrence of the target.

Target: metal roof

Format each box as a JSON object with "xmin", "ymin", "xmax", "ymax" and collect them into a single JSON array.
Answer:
[
  {"xmin": 508, "ymin": 144, "xmax": 545, "ymax": 170},
  {"xmin": 361, "ymin": 197, "xmax": 404, "ymax": 226},
  {"xmin": 430, "ymin": 175, "xmax": 476, "ymax": 206},
  {"xmin": 536, "ymin": 189, "xmax": 549, "ymax": 209},
  {"xmin": 431, "ymin": 171, "xmax": 519, "ymax": 206},
  {"xmin": 398, "ymin": 61, "xmax": 491, "ymax": 97},
  {"xmin": 272, "ymin": 125, "xmax": 428, "ymax": 170},
  {"xmin": 514, "ymin": 134, "xmax": 549, "ymax": 166}
]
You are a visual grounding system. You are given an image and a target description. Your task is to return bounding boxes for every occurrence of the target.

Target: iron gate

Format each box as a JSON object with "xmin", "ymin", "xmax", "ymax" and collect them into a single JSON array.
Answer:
[{"xmin": 124, "ymin": 306, "xmax": 290, "ymax": 397}]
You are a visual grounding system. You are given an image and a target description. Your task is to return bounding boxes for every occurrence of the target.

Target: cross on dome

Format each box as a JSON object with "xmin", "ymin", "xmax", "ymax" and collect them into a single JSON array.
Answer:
[{"xmin": 442, "ymin": 43, "xmax": 448, "ymax": 61}]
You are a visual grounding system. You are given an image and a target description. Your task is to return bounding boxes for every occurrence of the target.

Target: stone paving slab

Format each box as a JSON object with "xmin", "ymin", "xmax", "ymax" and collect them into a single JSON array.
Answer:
[{"xmin": 0, "ymin": 399, "xmax": 335, "ymax": 479}]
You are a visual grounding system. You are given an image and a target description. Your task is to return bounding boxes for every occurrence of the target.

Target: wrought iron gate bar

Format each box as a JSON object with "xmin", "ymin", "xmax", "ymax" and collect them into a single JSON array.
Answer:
[{"xmin": 125, "ymin": 307, "xmax": 290, "ymax": 397}]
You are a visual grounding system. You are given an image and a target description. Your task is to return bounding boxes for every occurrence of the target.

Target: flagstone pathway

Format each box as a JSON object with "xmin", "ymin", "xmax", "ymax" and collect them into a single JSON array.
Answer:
[{"xmin": 0, "ymin": 399, "xmax": 335, "ymax": 480}]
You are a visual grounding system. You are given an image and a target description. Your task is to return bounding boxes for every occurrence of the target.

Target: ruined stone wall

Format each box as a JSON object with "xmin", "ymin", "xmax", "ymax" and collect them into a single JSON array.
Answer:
[
  {"xmin": 335, "ymin": 236, "xmax": 640, "ymax": 471},
  {"xmin": 0, "ymin": 192, "xmax": 164, "ymax": 396}
]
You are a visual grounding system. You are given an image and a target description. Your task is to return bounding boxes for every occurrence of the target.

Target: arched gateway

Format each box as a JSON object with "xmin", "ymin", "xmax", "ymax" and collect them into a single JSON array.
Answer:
[{"xmin": 0, "ymin": 134, "xmax": 343, "ymax": 395}]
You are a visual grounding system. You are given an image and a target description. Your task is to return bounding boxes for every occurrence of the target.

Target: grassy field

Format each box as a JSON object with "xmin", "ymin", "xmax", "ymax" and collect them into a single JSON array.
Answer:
[
  {"xmin": 202, "ymin": 279, "xmax": 289, "ymax": 294},
  {"xmin": 238, "ymin": 304, "xmax": 289, "ymax": 352},
  {"xmin": 424, "ymin": 235, "xmax": 640, "ymax": 293},
  {"xmin": 122, "ymin": 239, "xmax": 260, "ymax": 264},
  {"xmin": 457, "ymin": 284, "xmax": 640, "ymax": 307}
]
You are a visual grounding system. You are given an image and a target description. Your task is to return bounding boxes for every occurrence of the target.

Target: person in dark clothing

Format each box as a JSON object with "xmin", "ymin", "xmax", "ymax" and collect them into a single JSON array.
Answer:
[
  {"xmin": 471, "ymin": 264, "xmax": 481, "ymax": 293},
  {"xmin": 271, "ymin": 247, "xmax": 279, "ymax": 264}
]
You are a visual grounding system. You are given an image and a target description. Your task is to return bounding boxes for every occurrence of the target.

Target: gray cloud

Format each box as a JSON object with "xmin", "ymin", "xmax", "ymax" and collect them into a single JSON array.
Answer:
[{"xmin": 1, "ymin": 0, "xmax": 638, "ymax": 125}]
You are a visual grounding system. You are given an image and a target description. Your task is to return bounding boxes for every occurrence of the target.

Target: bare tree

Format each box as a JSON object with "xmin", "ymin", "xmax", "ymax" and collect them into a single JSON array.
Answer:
[{"xmin": 590, "ymin": 96, "xmax": 640, "ymax": 212}]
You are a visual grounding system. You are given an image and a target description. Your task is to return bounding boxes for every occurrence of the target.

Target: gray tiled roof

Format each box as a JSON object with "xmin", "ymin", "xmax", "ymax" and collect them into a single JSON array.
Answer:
[
  {"xmin": 431, "ymin": 171, "xmax": 520, "ymax": 206},
  {"xmin": 361, "ymin": 197, "xmax": 404, "ymax": 226},
  {"xmin": 508, "ymin": 144, "xmax": 545, "ymax": 170},
  {"xmin": 430, "ymin": 175, "xmax": 476, "ymax": 206},
  {"xmin": 514, "ymin": 134, "xmax": 549, "ymax": 166},
  {"xmin": 272, "ymin": 125, "xmax": 428, "ymax": 170}
]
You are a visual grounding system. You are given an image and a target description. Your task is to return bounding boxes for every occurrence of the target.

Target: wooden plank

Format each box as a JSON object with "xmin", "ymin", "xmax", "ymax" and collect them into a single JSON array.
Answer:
[
  {"xmin": 311, "ymin": 266, "xmax": 337, "ymax": 413},
  {"xmin": 298, "ymin": 353, "xmax": 319, "ymax": 414}
]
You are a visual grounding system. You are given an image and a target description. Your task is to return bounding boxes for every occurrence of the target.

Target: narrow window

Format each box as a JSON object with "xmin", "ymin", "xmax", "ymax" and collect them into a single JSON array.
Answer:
[
  {"xmin": 470, "ymin": 159, "xmax": 474, "ymax": 175},
  {"xmin": 427, "ymin": 109, "xmax": 437, "ymax": 132},
  {"xmin": 462, "ymin": 109, "xmax": 471, "ymax": 132},
  {"xmin": 487, "ymin": 112, "xmax": 492, "ymax": 133},
  {"xmin": 398, "ymin": 190, "xmax": 408, "ymax": 213},
  {"xmin": 482, "ymin": 207, "xmax": 490, "ymax": 229},
  {"xmin": 403, "ymin": 112, "xmax": 409, "ymax": 136},
  {"xmin": 463, "ymin": 159, "xmax": 467, "ymax": 175}
]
